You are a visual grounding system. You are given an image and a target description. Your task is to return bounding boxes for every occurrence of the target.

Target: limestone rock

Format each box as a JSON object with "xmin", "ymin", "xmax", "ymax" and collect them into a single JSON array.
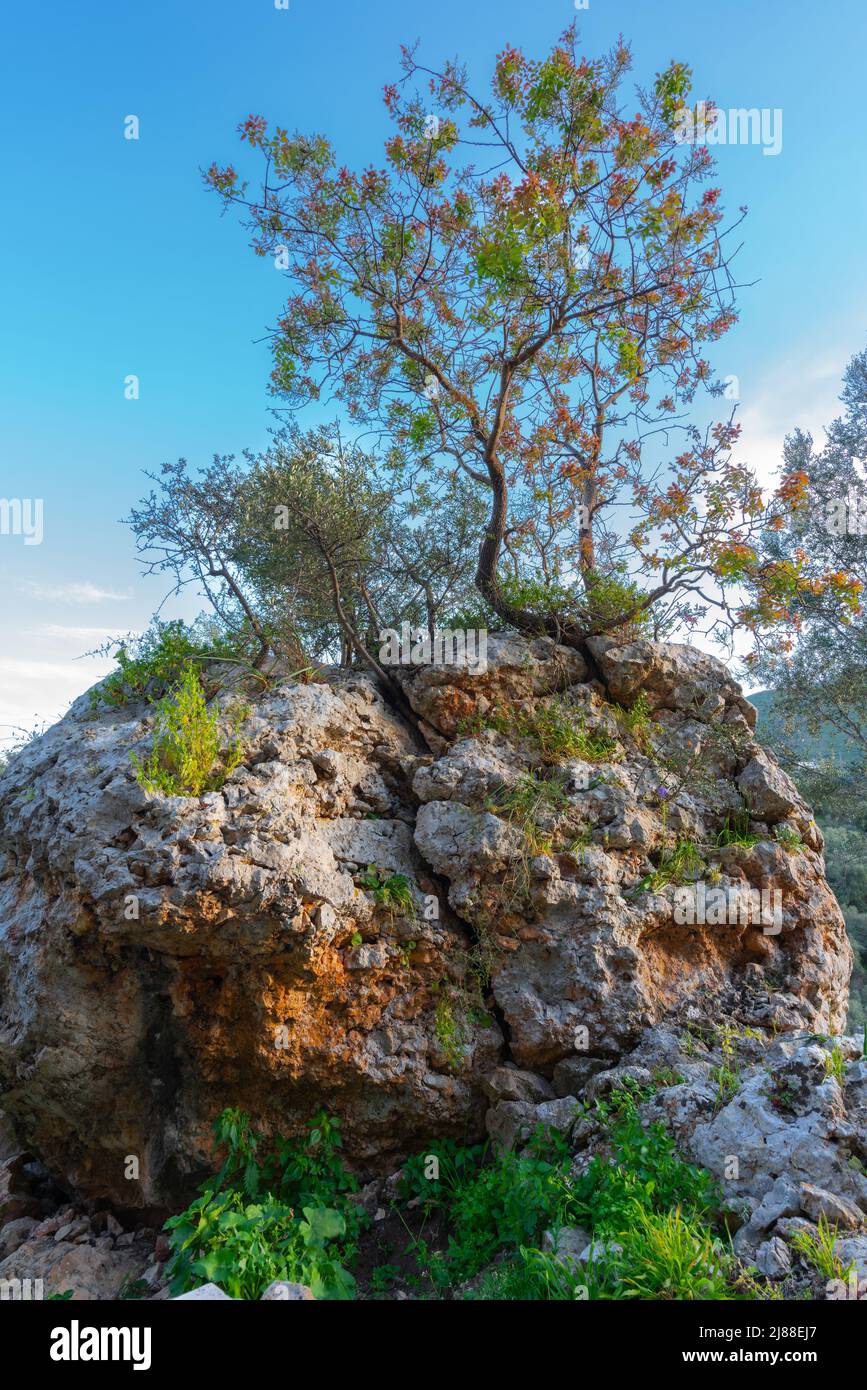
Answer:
[
  {"xmin": 541, "ymin": 1225, "xmax": 592, "ymax": 1269},
  {"xmin": 402, "ymin": 634, "xmax": 586, "ymax": 738},
  {"xmin": 174, "ymin": 1282, "xmax": 235, "ymax": 1301},
  {"xmin": 552, "ymin": 1056, "xmax": 611, "ymax": 1098},
  {"xmin": 481, "ymin": 1066, "xmax": 554, "ymax": 1105},
  {"xmin": 0, "ymin": 635, "xmax": 853, "ymax": 1215},
  {"xmin": 738, "ymin": 752, "xmax": 803, "ymax": 823},
  {"xmin": 260, "ymin": 1280, "xmax": 315, "ymax": 1300},
  {"xmin": 799, "ymin": 1182, "xmax": 865, "ymax": 1230},
  {"xmin": 586, "ymin": 636, "xmax": 757, "ymax": 729},
  {"xmin": 753, "ymin": 1237, "xmax": 792, "ymax": 1279},
  {"xmin": 0, "ymin": 1235, "xmax": 148, "ymax": 1299},
  {"xmin": 485, "ymin": 1101, "xmax": 538, "ymax": 1152},
  {"xmin": 0, "ymin": 1216, "xmax": 37, "ymax": 1258},
  {"xmin": 0, "ymin": 675, "xmax": 502, "ymax": 1208}
]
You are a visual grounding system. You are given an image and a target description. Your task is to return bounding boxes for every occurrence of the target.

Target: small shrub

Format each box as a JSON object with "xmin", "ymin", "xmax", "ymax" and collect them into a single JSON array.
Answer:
[
  {"xmin": 566, "ymin": 1108, "xmax": 720, "ymax": 1236},
  {"xmin": 710, "ymin": 1026, "xmax": 742, "ymax": 1108},
  {"xmin": 91, "ymin": 618, "xmax": 266, "ymax": 709},
  {"xmin": 131, "ymin": 664, "xmax": 247, "ymax": 796},
  {"xmin": 773, "ymin": 823, "xmax": 803, "ymax": 853},
  {"xmin": 765, "ymin": 1075, "xmax": 798, "ymax": 1113},
  {"xmin": 164, "ymin": 1108, "xmax": 359, "ymax": 1299},
  {"xmin": 369, "ymin": 1263, "xmax": 400, "ymax": 1295},
  {"xmin": 582, "ymin": 570, "xmax": 653, "ymax": 639},
  {"xmin": 439, "ymin": 1134, "xmax": 572, "ymax": 1281},
  {"xmin": 359, "ymin": 866, "xmax": 416, "ymax": 918},
  {"xmin": 164, "ymin": 1191, "xmax": 354, "ymax": 1300},
  {"xmin": 398, "ymin": 1138, "xmax": 486, "ymax": 1210}
]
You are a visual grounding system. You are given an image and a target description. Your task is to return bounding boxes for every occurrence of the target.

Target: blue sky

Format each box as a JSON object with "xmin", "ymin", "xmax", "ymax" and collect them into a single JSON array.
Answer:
[{"xmin": 1, "ymin": 0, "xmax": 866, "ymax": 741}]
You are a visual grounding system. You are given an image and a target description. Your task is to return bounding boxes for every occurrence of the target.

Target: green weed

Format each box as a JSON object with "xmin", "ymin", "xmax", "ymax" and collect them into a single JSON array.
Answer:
[
  {"xmin": 359, "ymin": 867, "xmax": 416, "ymax": 919},
  {"xmin": 163, "ymin": 1108, "xmax": 360, "ymax": 1300},
  {"xmin": 92, "ymin": 618, "xmax": 268, "ymax": 709},
  {"xmin": 823, "ymin": 1044, "xmax": 846, "ymax": 1083},
  {"xmin": 773, "ymin": 823, "xmax": 803, "ymax": 853},
  {"xmin": 789, "ymin": 1214, "xmax": 855, "ymax": 1283},
  {"xmin": 131, "ymin": 664, "xmax": 247, "ymax": 796},
  {"xmin": 716, "ymin": 809, "xmax": 758, "ymax": 848},
  {"xmin": 633, "ymin": 837, "xmax": 705, "ymax": 894}
]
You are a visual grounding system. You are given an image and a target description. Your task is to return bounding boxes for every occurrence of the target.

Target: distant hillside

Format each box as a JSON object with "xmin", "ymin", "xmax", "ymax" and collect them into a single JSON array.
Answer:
[{"xmin": 749, "ymin": 690, "xmax": 858, "ymax": 766}]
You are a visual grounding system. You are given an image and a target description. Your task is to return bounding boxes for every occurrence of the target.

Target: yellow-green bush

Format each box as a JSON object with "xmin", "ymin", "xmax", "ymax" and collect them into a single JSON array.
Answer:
[{"xmin": 131, "ymin": 663, "xmax": 246, "ymax": 796}]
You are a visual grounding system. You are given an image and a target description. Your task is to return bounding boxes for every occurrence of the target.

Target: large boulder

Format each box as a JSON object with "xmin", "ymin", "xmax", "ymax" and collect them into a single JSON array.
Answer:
[
  {"xmin": 0, "ymin": 675, "xmax": 502, "ymax": 1209},
  {"xmin": 0, "ymin": 635, "xmax": 853, "ymax": 1215}
]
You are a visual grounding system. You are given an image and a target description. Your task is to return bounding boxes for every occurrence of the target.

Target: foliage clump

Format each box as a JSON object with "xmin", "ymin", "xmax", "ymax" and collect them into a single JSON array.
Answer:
[
  {"xmin": 164, "ymin": 1108, "xmax": 361, "ymax": 1300},
  {"xmin": 390, "ymin": 1081, "xmax": 775, "ymax": 1301},
  {"xmin": 91, "ymin": 619, "xmax": 264, "ymax": 710},
  {"xmin": 131, "ymin": 663, "xmax": 248, "ymax": 796},
  {"xmin": 359, "ymin": 866, "xmax": 416, "ymax": 918}
]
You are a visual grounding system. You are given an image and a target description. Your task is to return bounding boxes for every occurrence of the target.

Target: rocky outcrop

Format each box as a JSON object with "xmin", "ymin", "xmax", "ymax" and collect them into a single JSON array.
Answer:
[
  {"xmin": 0, "ymin": 634, "xmax": 853, "ymax": 1217},
  {"xmin": 406, "ymin": 636, "xmax": 851, "ymax": 1068},
  {"xmin": 0, "ymin": 676, "xmax": 502, "ymax": 1210},
  {"xmin": 483, "ymin": 1025, "xmax": 867, "ymax": 1297}
]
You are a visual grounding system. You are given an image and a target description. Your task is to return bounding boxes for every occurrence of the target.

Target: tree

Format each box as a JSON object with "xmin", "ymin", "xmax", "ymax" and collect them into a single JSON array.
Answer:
[
  {"xmin": 203, "ymin": 25, "xmax": 835, "ymax": 655},
  {"xmin": 753, "ymin": 342, "xmax": 867, "ymax": 756},
  {"xmin": 126, "ymin": 454, "xmax": 278, "ymax": 669},
  {"xmin": 128, "ymin": 424, "xmax": 487, "ymax": 692}
]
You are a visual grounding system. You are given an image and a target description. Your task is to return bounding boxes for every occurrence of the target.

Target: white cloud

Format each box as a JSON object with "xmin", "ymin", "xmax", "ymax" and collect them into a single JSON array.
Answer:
[
  {"xmin": 20, "ymin": 581, "xmax": 130, "ymax": 604},
  {"xmin": 37, "ymin": 624, "xmax": 128, "ymax": 646},
  {"xmin": 736, "ymin": 348, "xmax": 849, "ymax": 489},
  {"xmin": 0, "ymin": 655, "xmax": 114, "ymax": 749}
]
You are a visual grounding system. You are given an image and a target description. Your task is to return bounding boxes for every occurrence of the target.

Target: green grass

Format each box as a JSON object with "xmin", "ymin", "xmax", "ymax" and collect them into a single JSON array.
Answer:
[
  {"xmin": 613, "ymin": 693, "xmax": 653, "ymax": 749},
  {"xmin": 633, "ymin": 837, "xmax": 705, "ymax": 894},
  {"xmin": 433, "ymin": 988, "xmax": 468, "ymax": 1070},
  {"xmin": 716, "ymin": 809, "xmax": 758, "ymax": 849},
  {"xmin": 486, "ymin": 772, "xmax": 571, "ymax": 854},
  {"xmin": 359, "ymin": 867, "xmax": 416, "ymax": 918},
  {"xmin": 393, "ymin": 1079, "xmax": 774, "ymax": 1301},
  {"xmin": 823, "ymin": 1044, "xmax": 846, "ymax": 1083},
  {"xmin": 462, "ymin": 697, "xmax": 620, "ymax": 765},
  {"xmin": 789, "ymin": 1214, "xmax": 855, "ymax": 1283}
]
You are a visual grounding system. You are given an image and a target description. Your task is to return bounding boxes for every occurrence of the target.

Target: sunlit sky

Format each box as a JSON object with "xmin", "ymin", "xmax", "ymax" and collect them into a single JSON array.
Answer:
[{"xmin": 2, "ymin": 0, "xmax": 866, "ymax": 743}]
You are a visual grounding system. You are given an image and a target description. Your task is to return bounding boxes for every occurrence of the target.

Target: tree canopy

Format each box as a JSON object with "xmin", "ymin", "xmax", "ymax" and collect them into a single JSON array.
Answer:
[
  {"xmin": 199, "ymin": 25, "xmax": 856, "ymax": 654},
  {"xmin": 122, "ymin": 27, "xmax": 864, "ymax": 683}
]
